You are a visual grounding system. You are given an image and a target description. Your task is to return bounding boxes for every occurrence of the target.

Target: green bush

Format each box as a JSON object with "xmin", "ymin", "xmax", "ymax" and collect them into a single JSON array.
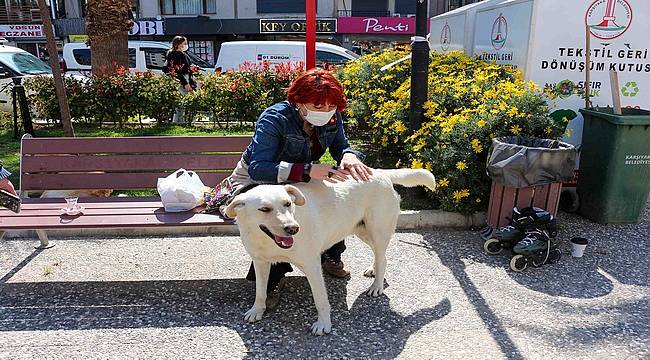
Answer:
[
  {"xmin": 336, "ymin": 46, "xmax": 412, "ymax": 131},
  {"xmin": 24, "ymin": 62, "xmax": 305, "ymax": 128}
]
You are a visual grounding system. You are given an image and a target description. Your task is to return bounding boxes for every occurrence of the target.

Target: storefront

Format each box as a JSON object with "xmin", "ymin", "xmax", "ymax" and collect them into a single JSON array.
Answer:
[
  {"xmin": 256, "ymin": 18, "xmax": 337, "ymax": 41},
  {"xmin": 162, "ymin": 18, "xmax": 257, "ymax": 65},
  {"xmin": 0, "ymin": 24, "xmax": 49, "ymax": 59},
  {"xmin": 336, "ymin": 16, "xmax": 428, "ymax": 54}
]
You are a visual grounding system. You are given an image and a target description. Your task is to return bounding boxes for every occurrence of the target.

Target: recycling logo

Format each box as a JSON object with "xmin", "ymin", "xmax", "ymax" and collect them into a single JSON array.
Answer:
[{"xmin": 621, "ymin": 81, "xmax": 639, "ymax": 97}]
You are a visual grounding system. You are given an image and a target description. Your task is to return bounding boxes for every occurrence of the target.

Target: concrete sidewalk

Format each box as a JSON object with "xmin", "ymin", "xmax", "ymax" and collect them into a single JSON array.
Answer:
[{"xmin": 0, "ymin": 203, "xmax": 648, "ymax": 359}]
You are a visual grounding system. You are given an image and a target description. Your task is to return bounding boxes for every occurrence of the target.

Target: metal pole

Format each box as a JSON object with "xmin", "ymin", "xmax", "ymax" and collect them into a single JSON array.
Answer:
[
  {"xmin": 306, "ymin": 0, "xmax": 316, "ymax": 69},
  {"xmin": 585, "ymin": 24, "xmax": 591, "ymax": 108},
  {"xmin": 12, "ymin": 77, "xmax": 34, "ymax": 136},
  {"xmin": 409, "ymin": 0, "xmax": 429, "ymax": 132},
  {"xmin": 12, "ymin": 84, "xmax": 19, "ymax": 139}
]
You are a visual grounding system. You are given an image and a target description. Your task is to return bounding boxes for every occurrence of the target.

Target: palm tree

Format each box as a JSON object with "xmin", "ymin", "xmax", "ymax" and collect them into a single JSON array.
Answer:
[{"xmin": 86, "ymin": 0, "xmax": 134, "ymax": 77}]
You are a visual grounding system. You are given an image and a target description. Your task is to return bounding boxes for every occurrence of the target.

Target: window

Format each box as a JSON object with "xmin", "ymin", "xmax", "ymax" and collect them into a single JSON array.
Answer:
[
  {"xmin": 351, "ymin": 0, "xmax": 388, "ymax": 17},
  {"xmin": 257, "ymin": 0, "xmax": 314, "ymax": 14},
  {"xmin": 160, "ymin": 0, "xmax": 217, "ymax": 15},
  {"xmin": 316, "ymin": 51, "xmax": 350, "ymax": 66},
  {"xmin": 188, "ymin": 41, "xmax": 214, "ymax": 65},
  {"xmin": 72, "ymin": 48, "xmax": 91, "ymax": 65},
  {"xmin": 72, "ymin": 48, "xmax": 136, "ymax": 68},
  {"xmin": 143, "ymin": 48, "xmax": 167, "ymax": 70},
  {"xmin": 0, "ymin": 52, "xmax": 50, "ymax": 75},
  {"xmin": 395, "ymin": 0, "xmax": 416, "ymax": 15}
]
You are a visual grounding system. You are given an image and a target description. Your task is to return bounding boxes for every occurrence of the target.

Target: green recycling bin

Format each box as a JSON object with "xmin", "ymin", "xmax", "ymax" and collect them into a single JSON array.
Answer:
[{"xmin": 577, "ymin": 107, "xmax": 650, "ymax": 224}]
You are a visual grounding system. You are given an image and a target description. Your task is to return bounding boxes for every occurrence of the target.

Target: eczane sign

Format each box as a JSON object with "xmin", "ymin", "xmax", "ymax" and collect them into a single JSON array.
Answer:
[{"xmin": 0, "ymin": 25, "xmax": 44, "ymax": 38}]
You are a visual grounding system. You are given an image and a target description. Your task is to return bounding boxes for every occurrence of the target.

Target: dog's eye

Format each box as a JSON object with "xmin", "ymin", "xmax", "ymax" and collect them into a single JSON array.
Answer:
[
  {"xmin": 258, "ymin": 207, "xmax": 271, "ymax": 213},
  {"xmin": 284, "ymin": 202, "xmax": 291, "ymax": 207}
]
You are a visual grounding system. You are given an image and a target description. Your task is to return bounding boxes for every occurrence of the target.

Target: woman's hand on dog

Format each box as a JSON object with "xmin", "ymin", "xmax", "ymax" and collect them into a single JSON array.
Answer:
[
  {"xmin": 310, "ymin": 164, "xmax": 350, "ymax": 183},
  {"xmin": 340, "ymin": 153, "xmax": 373, "ymax": 182}
]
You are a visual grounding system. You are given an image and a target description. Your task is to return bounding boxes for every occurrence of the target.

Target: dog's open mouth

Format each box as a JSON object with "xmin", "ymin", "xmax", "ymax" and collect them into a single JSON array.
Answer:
[{"xmin": 259, "ymin": 225, "xmax": 294, "ymax": 249}]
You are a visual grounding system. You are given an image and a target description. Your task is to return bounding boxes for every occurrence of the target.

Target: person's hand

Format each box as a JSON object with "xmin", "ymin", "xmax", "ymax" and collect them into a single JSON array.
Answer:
[
  {"xmin": 0, "ymin": 179, "xmax": 17, "ymax": 196},
  {"xmin": 340, "ymin": 153, "xmax": 373, "ymax": 182},
  {"xmin": 184, "ymin": 84, "xmax": 193, "ymax": 92},
  {"xmin": 310, "ymin": 164, "xmax": 349, "ymax": 183}
]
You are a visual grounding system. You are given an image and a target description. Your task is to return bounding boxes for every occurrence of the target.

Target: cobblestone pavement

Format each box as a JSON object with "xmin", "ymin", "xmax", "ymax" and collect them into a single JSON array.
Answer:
[{"xmin": 0, "ymin": 203, "xmax": 648, "ymax": 359}]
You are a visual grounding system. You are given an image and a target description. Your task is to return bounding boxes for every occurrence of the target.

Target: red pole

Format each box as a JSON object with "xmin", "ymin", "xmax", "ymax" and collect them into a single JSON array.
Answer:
[{"xmin": 306, "ymin": 0, "xmax": 316, "ymax": 69}]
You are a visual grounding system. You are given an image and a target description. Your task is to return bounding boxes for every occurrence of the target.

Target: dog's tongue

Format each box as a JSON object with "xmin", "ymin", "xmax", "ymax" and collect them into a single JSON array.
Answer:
[{"xmin": 274, "ymin": 235, "xmax": 294, "ymax": 248}]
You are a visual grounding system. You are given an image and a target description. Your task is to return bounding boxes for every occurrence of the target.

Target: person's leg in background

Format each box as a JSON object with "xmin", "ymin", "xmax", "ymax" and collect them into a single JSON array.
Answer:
[
  {"xmin": 172, "ymin": 86, "xmax": 186, "ymax": 123},
  {"xmin": 321, "ymin": 240, "xmax": 349, "ymax": 278},
  {"xmin": 246, "ymin": 262, "xmax": 293, "ymax": 310}
]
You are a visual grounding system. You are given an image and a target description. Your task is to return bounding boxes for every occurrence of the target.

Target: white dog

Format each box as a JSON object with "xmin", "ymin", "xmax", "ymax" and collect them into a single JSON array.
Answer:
[{"xmin": 225, "ymin": 168, "xmax": 436, "ymax": 335}]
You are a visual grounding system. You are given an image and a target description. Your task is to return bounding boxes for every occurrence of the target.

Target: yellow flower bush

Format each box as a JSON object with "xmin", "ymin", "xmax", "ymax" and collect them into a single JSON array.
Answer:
[{"xmin": 339, "ymin": 50, "xmax": 567, "ymax": 213}]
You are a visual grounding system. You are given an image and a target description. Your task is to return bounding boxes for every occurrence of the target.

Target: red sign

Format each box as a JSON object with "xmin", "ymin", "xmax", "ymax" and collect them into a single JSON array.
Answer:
[{"xmin": 337, "ymin": 17, "xmax": 428, "ymax": 34}]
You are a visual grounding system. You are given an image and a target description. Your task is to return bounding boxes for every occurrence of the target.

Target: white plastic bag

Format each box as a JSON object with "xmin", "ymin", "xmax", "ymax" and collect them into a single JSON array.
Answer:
[{"xmin": 157, "ymin": 168, "xmax": 205, "ymax": 212}]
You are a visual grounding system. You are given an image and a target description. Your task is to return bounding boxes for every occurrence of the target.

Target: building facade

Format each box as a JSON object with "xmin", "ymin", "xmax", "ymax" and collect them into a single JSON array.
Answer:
[
  {"xmin": 430, "ymin": 0, "xmax": 485, "ymax": 16},
  {"xmin": 0, "ymin": 0, "xmax": 48, "ymax": 58},
  {"xmin": 50, "ymin": 0, "xmax": 436, "ymax": 64}
]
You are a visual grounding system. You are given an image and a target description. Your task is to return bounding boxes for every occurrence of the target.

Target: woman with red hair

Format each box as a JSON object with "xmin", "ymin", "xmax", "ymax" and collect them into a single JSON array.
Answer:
[{"xmin": 211, "ymin": 68, "xmax": 372, "ymax": 308}]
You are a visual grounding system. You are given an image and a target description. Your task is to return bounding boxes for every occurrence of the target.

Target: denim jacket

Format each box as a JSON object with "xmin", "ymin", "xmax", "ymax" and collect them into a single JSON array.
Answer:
[{"xmin": 242, "ymin": 101, "xmax": 365, "ymax": 183}]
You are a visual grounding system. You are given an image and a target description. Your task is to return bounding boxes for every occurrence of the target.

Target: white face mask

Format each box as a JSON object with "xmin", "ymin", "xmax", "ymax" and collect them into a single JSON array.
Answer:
[
  {"xmin": 179, "ymin": 44, "xmax": 188, "ymax": 52},
  {"xmin": 302, "ymin": 107, "xmax": 336, "ymax": 126}
]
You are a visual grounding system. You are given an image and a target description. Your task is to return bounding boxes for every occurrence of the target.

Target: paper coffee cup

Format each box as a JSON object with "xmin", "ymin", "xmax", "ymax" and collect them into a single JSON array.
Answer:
[{"xmin": 570, "ymin": 237, "xmax": 588, "ymax": 258}]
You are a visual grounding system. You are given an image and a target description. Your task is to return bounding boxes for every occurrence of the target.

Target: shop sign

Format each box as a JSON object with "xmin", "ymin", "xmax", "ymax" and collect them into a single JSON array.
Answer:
[
  {"xmin": 68, "ymin": 34, "xmax": 88, "ymax": 43},
  {"xmin": 337, "ymin": 17, "xmax": 428, "ymax": 34},
  {"xmin": 259, "ymin": 19, "xmax": 336, "ymax": 33},
  {"xmin": 0, "ymin": 24, "xmax": 44, "ymax": 38},
  {"xmin": 129, "ymin": 20, "xmax": 164, "ymax": 36}
]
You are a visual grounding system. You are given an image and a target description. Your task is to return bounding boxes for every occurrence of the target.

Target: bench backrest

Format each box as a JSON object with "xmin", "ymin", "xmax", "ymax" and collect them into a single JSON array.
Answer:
[{"xmin": 20, "ymin": 136, "xmax": 250, "ymax": 191}]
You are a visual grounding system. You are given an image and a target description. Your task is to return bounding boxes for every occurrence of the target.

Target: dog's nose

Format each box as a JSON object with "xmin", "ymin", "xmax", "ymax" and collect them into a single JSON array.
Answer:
[{"xmin": 284, "ymin": 225, "xmax": 299, "ymax": 235}]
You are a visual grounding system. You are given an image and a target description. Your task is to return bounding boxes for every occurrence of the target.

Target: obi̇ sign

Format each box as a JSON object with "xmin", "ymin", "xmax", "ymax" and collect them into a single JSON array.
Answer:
[
  {"xmin": 129, "ymin": 20, "xmax": 164, "ymax": 36},
  {"xmin": 0, "ymin": 25, "xmax": 44, "ymax": 38},
  {"xmin": 337, "ymin": 17, "xmax": 428, "ymax": 35}
]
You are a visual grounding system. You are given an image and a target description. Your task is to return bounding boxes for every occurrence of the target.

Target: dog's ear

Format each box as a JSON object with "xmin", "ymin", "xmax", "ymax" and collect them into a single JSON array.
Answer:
[
  {"xmin": 224, "ymin": 195, "xmax": 246, "ymax": 218},
  {"xmin": 284, "ymin": 185, "xmax": 305, "ymax": 206}
]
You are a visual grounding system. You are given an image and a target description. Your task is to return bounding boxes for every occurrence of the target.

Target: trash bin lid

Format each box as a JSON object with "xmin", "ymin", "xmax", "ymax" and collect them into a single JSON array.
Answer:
[{"xmin": 580, "ymin": 108, "xmax": 650, "ymax": 126}]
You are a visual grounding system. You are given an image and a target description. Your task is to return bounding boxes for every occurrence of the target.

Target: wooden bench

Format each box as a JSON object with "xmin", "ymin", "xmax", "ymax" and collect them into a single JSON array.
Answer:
[{"xmin": 0, "ymin": 135, "xmax": 250, "ymax": 248}]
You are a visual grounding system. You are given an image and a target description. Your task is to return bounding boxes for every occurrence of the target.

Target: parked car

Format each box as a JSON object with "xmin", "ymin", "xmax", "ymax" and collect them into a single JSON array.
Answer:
[
  {"xmin": 62, "ymin": 40, "xmax": 214, "ymax": 76},
  {"xmin": 215, "ymin": 41, "xmax": 359, "ymax": 71},
  {"xmin": 0, "ymin": 44, "xmax": 51, "ymax": 113}
]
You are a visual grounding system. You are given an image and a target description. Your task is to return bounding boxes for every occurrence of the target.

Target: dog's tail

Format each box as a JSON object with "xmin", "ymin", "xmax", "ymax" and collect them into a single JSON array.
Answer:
[{"xmin": 379, "ymin": 169, "xmax": 436, "ymax": 192}]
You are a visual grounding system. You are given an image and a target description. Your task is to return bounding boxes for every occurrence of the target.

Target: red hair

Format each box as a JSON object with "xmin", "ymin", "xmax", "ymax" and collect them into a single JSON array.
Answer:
[{"xmin": 286, "ymin": 68, "xmax": 347, "ymax": 111}]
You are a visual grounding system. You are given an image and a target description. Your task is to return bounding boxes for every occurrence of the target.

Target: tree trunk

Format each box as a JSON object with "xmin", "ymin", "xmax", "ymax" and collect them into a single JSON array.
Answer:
[
  {"xmin": 86, "ymin": 0, "xmax": 133, "ymax": 77},
  {"xmin": 37, "ymin": 0, "xmax": 74, "ymax": 136}
]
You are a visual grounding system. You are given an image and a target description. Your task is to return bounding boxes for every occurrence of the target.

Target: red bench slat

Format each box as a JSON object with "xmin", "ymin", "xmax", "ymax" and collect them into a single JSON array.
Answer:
[
  {"xmin": 0, "ymin": 213, "xmax": 230, "ymax": 230},
  {"xmin": 21, "ymin": 172, "xmax": 230, "ymax": 191},
  {"xmin": 0, "ymin": 199, "xmax": 231, "ymax": 230},
  {"xmin": 21, "ymin": 136, "xmax": 251, "ymax": 155},
  {"xmin": 22, "ymin": 154, "xmax": 242, "ymax": 172}
]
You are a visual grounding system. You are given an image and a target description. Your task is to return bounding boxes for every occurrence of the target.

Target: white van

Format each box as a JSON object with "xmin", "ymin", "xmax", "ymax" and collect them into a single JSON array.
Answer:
[
  {"xmin": 0, "ymin": 44, "xmax": 51, "ymax": 113},
  {"xmin": 215, "ymin": 41, "xmax": 359, "ymax": 71},
  {"xmin": 62, "ymin": 40, "xmax": 214, "ymax": 76}
]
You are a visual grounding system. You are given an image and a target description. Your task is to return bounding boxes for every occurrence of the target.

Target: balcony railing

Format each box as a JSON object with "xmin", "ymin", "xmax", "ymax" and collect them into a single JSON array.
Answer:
[
  {"xmin": 337, "ymin": 10, "xmax": 392, "ymax": 17},
  {"xmin": 0, "ymin": 6, "xmax": 42, "ymax": 24}
]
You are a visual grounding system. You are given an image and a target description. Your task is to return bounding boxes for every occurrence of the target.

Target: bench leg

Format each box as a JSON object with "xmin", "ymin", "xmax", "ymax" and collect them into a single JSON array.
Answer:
[{"xmin": 35, "ymin": 230, "xmax": 55, "ymax": 249}]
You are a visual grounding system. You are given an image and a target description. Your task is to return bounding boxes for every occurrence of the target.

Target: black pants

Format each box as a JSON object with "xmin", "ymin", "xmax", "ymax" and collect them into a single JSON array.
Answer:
[{"xmin": 246, "ymin": 240, "xmax": 346, "ymax": 291}]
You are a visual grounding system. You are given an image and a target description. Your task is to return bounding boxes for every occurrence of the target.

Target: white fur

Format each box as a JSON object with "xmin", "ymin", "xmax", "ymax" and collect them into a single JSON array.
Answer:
[{"xmin": 225, "ymin": 169, "xmax": 436, "ymax": 335}]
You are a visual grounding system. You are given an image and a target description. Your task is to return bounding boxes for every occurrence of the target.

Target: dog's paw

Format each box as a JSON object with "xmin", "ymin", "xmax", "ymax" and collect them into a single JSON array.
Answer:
[
  {"xmin": 366, "ymin": 283, "xmax": 384, "ymax": 297},
  {"xmin": 244, "ymin": 306, "xmax": 265, "ymax": 323},
  {"xmin": 310, "ymin": 320, "xmax": 332, "ymax": 336},
  {"xmin": 363, "ymin": 266, "xmax": 375, "ymax": 278}
]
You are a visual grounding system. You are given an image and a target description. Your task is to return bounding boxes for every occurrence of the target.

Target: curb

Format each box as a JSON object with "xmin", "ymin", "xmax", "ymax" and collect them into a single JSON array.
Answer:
[{"xmin": 2, "ymin": 210, "xmax": 486, "ymax": 240}]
